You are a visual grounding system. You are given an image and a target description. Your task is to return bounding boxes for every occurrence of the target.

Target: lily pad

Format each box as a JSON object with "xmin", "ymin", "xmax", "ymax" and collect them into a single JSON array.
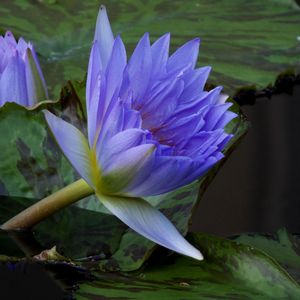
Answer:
[
  {"xmin": 75, "ymin": 232, "xmax": 300, "ymax": 300},
  {"xmin": 0, "ymin": 0, "xmax": 299, "ymax": 95},
  {"xmin": 232, "ymin": 228, "xmax": 300, "ymax": 283},
  {"xmin": 0, "ymin": 82, "xmax": 87, "ymax": 199},
  {"xmin": 0, "ymin": 196, "xmax": 127, "ymax": 261}
]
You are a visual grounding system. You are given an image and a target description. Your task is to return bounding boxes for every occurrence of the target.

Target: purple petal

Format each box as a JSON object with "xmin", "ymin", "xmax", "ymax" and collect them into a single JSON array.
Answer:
[
  {"xmin": 24, "ymin": 48, "xmax": 47, "ymax": 105},
  {"xmin": 214, "ymin": 111, "xmax": 237, "ymax": 130},
  {"xmin": 96, "ymin": 99, "xmax": 125, "ymax": 152},
  {"xmin": 155, "ymin": 111, "xmax": 205, "ymax": 146},
  {"xmin": 180, "ymin": 66, "xmax": 211, "ymax": 103},
  {"xmin": 0, "ymin": 52, "xmax": 28, "ymax": 106},
  {"xmin": 180, "ymin": 130, "xmax": 223, "ymax": 158},
  {"xmin": 94, "ymin": 5, "xmax": 114, "ymax": 70},
  {"xmin": 26, "ymin": 44, "xmax": 48, "ymax": 99},
  {"xmin": 202, "ymin": 103, "xmax": 233, "ymax": 131},
  {"xmin": 44, "ymin": 110, "xmax": 94, "ymax": 187},
  {"xmin": 124, "ymin": 33, "xmax": 152, "ymax": 107},
  {"xmin": 86, "ymin": 41, "xmax": 102, "ymax": 106},
  {"xmin": 100, "ymin": 143, "xmax": 156, "ymax": 194},
  {"xmin": 16, "ymin": 37, "xmax": 29, "ymax": 55},
  {"xmin": 98, "ymin": 193, "xmax": 203, "ymax": 260},
  {"xmin": 181, "ymin": 154, "xmax": 223, "ymax": 186},
  {"xmin": 151, "ymin": 33, "xmax": 170, "ymax": 80},
  {"xmin": 141, "ymin": 77, "xmax": 184, "ymax": 129},
  {"xmin": 100, "ymin": 128, "xmax": 151, "ymax": 164},
  {"xmin": 103, "ymin": 36, "xmax": 127, "ymax": 115},
  {"xmin": 167, "ymin": 38, "xmax": 200, "ymax": 72},
  {"xmin": 4, "ymin": 31, "xmax": 17, "ymax": 48},
  {"xmin": 126, "ymin": 156, "xmax": 194, "ymax": 196}
]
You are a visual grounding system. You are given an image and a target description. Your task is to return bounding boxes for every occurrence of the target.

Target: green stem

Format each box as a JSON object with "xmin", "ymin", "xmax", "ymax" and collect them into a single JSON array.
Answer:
[{"xmin": 1, "ymin": 179, "xmax": 94, "ymax": 230}]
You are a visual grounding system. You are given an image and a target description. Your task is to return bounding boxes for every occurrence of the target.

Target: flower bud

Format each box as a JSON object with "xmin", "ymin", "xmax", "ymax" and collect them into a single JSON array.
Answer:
[{"xmin": 0, "ymin": 31, "xmax": 48, "ymax": 107}]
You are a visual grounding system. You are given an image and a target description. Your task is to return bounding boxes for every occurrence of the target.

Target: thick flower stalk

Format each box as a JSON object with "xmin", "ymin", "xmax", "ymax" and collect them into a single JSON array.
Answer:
[
  {"xmin": 3, "ymin": 6, "xmax": 236, "ymax": 260},
  {"xmin": 0, "ymin": 31, "xmax": 48, "ymax": 107}
]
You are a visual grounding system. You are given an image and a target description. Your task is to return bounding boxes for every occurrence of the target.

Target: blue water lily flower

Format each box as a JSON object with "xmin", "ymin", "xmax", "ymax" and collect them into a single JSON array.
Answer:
[
  {"xmin": 0, "ymin": 31, "xmax": 48, "ymax": 107},
  {"xmin": 45, "ymin": 6, "xmax": 236, "ymax": 260}
]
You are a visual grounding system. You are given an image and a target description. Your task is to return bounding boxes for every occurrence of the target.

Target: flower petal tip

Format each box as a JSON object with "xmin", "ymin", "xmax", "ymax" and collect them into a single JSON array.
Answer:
[{"xmin": 193, "ymin": 250, "xmax": 204, "ymax": 261}]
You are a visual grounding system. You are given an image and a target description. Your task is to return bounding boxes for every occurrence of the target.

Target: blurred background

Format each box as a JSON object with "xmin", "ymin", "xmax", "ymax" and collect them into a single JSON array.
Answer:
[
  {"xmin": 0, "ymin": 0, "xmax": 299, "ymax": 236},
  {"xmin": 192, "ymin": 86, "xmax": 300, "ymax": 235}
]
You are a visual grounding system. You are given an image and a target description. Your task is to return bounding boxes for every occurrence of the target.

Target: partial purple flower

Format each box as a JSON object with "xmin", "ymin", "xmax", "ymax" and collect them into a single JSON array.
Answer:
[
  {"xmin": 45, "ymin": 6, "xmax": 236, "ymax": 260},
  {"xmin": 0, "ymin": 31, "xmax": 48, "ymax": 107}
]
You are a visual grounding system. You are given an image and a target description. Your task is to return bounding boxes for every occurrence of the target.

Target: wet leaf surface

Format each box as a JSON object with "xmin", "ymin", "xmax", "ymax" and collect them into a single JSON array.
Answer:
[
  {"xmin": 0, "ymin": 197, "xmax": 127, "ymax": 261},
  {"xmin": 232, "ymin": 228, "xmax": 300, "ymax": 284},
  {"xmin": 75, "ymin": 233, "xmax": 300, "ymax": 300},
  {"xmin": 0, "ymin": 0, "xmax": 299, "ymax": 96}
]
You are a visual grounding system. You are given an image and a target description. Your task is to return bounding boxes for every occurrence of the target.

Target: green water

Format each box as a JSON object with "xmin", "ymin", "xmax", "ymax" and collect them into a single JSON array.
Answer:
[{"xmin": 0, "ymin": 0, "xmax": 299, "ymax": 96}]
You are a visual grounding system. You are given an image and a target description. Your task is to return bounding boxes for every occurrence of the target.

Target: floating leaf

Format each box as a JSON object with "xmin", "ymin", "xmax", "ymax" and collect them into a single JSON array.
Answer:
[
  {"xmin": 0, "ymin": 196, "xmax": 127, "ymax": 261},
  {"xmin": 232, "ymin": 228, "xmax": 300, "ymax": 283},
  {"xmin": 0, "ymin": 82, "xmax": 87, "ymax": 199},
  {"xmin": 0, "ymin": 0, "xmax": 299, "ymax": 94},
  {"xmin": 75, "ymin": 233, "xmax": 300, "ymax": 299}
]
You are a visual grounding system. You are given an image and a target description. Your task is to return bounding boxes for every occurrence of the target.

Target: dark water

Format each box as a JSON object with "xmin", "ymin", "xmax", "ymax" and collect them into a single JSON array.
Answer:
[{"xmin": 193, "ymin": 86, "xmax": 300, "ymax": 235}]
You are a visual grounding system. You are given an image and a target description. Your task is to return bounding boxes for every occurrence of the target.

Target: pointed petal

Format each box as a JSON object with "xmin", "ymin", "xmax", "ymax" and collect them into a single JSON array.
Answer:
[
  {"xmin": 0, "ymin": 52, "xmax": 28, "ymax": 106},
  {"xmin": 24, "ymin": 48, "xmax": 47, "ymax": 105},
  {"xmin": 214, "ymin": 111, "xmax": 237, "ymax": 130},
  {"xmin": 4, "ymin": 31, "xmax": 17, "ymax": 47},
  {"xmin": 100, "ymin": 143, "xmax": 156, "ymax": 194},
  {"xmin": 98, "ymin": 193, "xmax": 203, "ymax": 260},
  {"xmin": 202, "ymin": 103, "xmax": 233, "ymax": 131},
  {"xmin": 180, "ymin": 67, "xmax": 211, "ymax": 103},
  {"xmin": 126, "ymin": 33, "xmax": 152, "ymax": 107},
  {"xmin": 86, "ymin": 41, "xmax": 103, "ymax": 147},
  {"xmin": 94, "ymin": 5, "xmax": 114, "ymax": 70},
  {"xmin": 126, "ymin": 156, "xmax": 194, "ymax": 196},
  {"xmin": 26, "ymin": 44, "xmax": 48, "ymax": 99},
  {"xmin": 218, "ymin": 93, "xmax": 229, "ymax": 104},
  {"xmin": 101, "ymin": 128, "xmax": 151, "ymax": 163},
  {"xmin": 103, "ymin": 36, "xmax": 127, "ymax": 114},
  {"xmin": 181, "ymin": 154, "xmax": 223, "ymax": 186},
  {"xmin": 44, "ymin": 110, "xmax": 94, "ymax": 187},
  {"xmin": 86, "ymin": 41, "xmax": 102, "ymax": 105},
  {"xmin": 151, "ymin": 33, "xmax": 170, "ymax": 80},
  {"xmin": 141, "ymin": 77, "xmax": 184, "ymax": 129},
  {"xmin": 16, "ymin": 37, "xmax": 29, "ymax": 54},
  {"xmin": 167, "ymin": 38, "xmax": 200, "ymax": 72}
]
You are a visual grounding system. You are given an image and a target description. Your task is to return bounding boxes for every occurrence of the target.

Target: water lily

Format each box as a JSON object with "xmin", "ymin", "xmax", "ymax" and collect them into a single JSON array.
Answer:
[
  {"xmin": 44, "ymin": 6, "xmax": 236, "ymax": 260},
  {"xmin": 0, "ymin": 31, "xmax": 48, "ymax": 107}
]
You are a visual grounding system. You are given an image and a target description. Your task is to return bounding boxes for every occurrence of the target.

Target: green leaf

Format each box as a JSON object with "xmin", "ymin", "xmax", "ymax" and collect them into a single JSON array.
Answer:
[
  {"xmin": 0, "ymin": 0, "xmax": 299, "ymax": 94},
  {"xmin": 232, "ymin": 228, "xmax": 300, "ymax": 283},
  {"xmin": 0, "ymin": 196, "xmax": 127, "ymax": 260},
  {"xmin": 76, "ymin": 233, "xmax": 300, "ymax": 299},
  {"xmin": 0, "ymin": 82, "xmax": 87, "ymax": 199},
  {"xmin": 2, "ymin": 198, "xmax": 300, "ymax": 299},
  {"xmin": 0, "ymin": 101, "xmax": 73, "ymax": 199}
]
